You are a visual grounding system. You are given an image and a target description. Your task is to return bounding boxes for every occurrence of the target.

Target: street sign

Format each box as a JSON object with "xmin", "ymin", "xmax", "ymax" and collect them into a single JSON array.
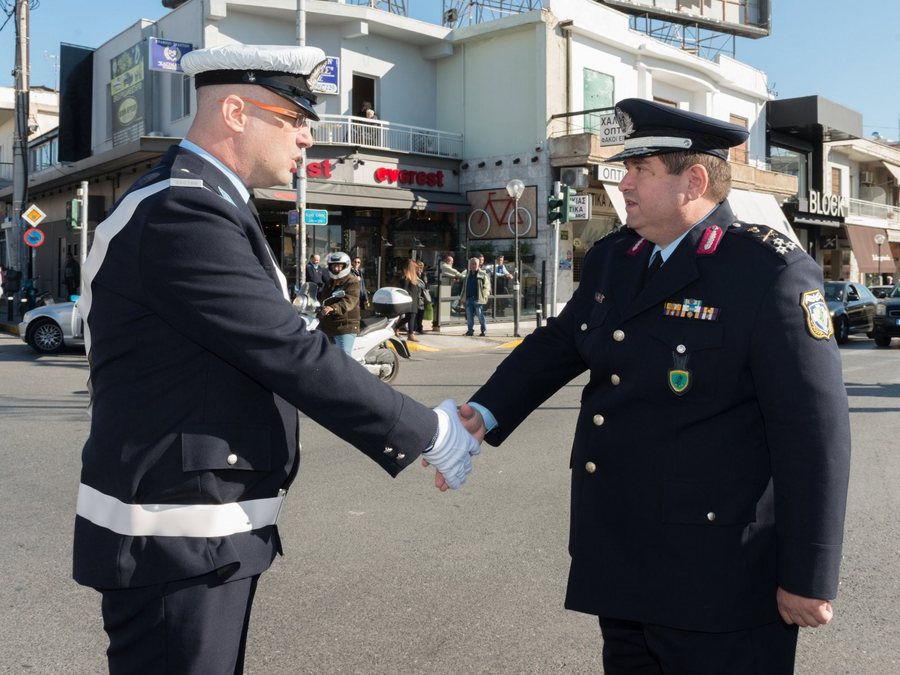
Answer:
[
  {"xmin": 304, "ymin": 209, "xmax": 328, "ymax": 226},
  {"xmin": 24, "ymin": 228, "xmax": 45, "ymax": 247},
  {"xmin": 287, "ymin": 209, "xmax": 300, "ymax": 226},
  {"xmin": 23, "ymin": 204, "xmax": 47, "ymax": 227},
  {"xmin": 568, "ymin": 194, "xmax": 593, "ymax": 221}
]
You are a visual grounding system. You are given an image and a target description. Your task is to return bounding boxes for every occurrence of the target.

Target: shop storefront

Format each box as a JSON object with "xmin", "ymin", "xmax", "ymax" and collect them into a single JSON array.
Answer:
[{"xmin": 252, "ymin": 149, "xmax": 467, "ymax": 290}]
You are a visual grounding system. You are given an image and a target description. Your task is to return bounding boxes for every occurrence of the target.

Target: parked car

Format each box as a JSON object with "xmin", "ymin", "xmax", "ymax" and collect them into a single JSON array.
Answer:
[
  {"xmin": 823, "ymin": 281, "xmax": 877, "ymax": 344},
  {"xmin": 18, "ymin": 301, "xmax": 84, "ymax": 354},
  {"xmin": 873, "ymin": 283, "xmax": 900, "ymax": 347},
  {"xmin": 869, "ymin": 285, "xmax": 894, "ymax": 299}
]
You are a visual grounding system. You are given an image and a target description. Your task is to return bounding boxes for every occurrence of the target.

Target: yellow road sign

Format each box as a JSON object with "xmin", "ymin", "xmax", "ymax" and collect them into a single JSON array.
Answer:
[{"xmin": 23, "ymin": 204, "xmax": 47, "ymax": 227}]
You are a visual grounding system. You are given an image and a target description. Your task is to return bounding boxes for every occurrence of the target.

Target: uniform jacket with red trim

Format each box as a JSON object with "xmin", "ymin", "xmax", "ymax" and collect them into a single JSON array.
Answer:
[
  {"xmin": 74, "ymin": 145, "xmax": 436, "ymax": 589},
  {"xmin": 470, "ymin": 200, "xmax": 851, "ymax": 632}
]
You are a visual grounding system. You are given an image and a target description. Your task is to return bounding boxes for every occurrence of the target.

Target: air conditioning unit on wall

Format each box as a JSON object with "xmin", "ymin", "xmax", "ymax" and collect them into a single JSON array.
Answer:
[
  {"xmin": 860, "ymin": 170, "xmax": 875, "ymax": 185},
  {"xmin": 561, "ymin": 166, "xmax": 590, "ymax": 189}
]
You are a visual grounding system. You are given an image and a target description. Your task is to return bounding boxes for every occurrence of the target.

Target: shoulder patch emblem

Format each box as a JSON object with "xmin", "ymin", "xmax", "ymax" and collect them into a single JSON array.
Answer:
[{"xmin": 800, "ymin": 289, "xmax": 833, "ymax": 340}]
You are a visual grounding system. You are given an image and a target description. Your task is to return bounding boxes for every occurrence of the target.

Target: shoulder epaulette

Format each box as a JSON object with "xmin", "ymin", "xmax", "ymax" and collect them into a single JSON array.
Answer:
[{"xmin": 728, "ymin": 222, "xmax": 804, "ymax": 259}]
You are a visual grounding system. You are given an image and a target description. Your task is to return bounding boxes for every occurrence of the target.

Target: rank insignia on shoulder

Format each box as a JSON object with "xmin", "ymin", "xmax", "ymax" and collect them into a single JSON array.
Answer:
[
  {"xmin": 169, "ymin": 177, "xmax": 206, "ymax": 188},
  {"xmin": 738, "ymin": 224, "xmax": 800, "ymax": 256},
  {"xmin": 800, "ymin": 289, "xmax": 833, "ymax": 340}
]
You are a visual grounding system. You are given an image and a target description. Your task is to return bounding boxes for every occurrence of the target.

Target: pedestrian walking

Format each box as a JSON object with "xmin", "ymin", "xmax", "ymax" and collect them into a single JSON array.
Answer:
[
  {"xmin": 458, "ymin": 256, "xmax": 490, "ymax": 336},
  {"xmin": 393, "ymin": 258, "xmax": 420, "ymax": 342}
]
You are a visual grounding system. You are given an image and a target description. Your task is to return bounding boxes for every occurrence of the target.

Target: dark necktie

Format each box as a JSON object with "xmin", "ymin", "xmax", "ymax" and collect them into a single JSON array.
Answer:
[
  {"xmin": 247, "ymin": 199, "xmax": 262, "ymax": 226},
  {"xmin": 642, "ymin": 250, "xmax": 663, "ymax": 289}
]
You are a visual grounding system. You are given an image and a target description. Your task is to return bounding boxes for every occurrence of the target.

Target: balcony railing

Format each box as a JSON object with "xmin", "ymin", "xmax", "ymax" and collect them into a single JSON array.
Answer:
[
  {"xmin": 848, "ymin": 197, "xmax": 900, "ymax": 223},
  {"xmin": 311, "ymin": 114, "xmax": 463, "ymax": 158}
]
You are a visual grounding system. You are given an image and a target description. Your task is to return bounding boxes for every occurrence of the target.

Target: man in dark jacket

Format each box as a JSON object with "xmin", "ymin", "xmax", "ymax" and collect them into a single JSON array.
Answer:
[
  {"xmin": 73, "ymin": 43, "xmax": 479, "ymax": 674},
  {"xmin": 456, "ymin": 99, "xmax": 851, "ymax": 674},
  {"xmin": 318, "ymin": 251, "xmax": 360, "ymax": 355},
  {"xmin": 305, "ymin": 253, "xmax": 325, "ymax": 291}
]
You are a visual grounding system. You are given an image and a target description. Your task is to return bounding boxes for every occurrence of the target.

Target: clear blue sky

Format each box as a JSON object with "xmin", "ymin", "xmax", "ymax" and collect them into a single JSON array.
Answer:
[{"xmin": 2, "ymin": 0, "xmax": 898, "ymax": 139}]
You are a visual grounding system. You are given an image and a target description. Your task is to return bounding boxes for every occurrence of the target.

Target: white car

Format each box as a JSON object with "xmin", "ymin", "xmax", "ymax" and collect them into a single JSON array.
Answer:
[{"xmin": 19, "ymin": 301, "xmax": 85, "ymax": 354}]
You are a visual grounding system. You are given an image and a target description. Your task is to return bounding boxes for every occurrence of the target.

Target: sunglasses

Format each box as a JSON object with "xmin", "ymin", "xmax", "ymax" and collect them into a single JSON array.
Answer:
[{"xmin": 235, "ymin": 97, "xmax": 308, "ymax": 129}]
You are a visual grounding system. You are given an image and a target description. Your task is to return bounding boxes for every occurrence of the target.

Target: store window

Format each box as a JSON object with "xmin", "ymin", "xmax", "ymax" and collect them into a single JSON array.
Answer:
[
  {"xmin": 583, "ymin": 69, "xmax": 614, "ymax": 132},
  {"xmin": 770, "ymin": 145, "xmax": 809, "ymax": 196}
]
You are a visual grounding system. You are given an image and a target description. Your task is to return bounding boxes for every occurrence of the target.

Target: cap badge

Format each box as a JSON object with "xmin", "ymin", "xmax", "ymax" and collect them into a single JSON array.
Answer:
[
  {"xmin": 800, "ymin": 289, "xmax": 833, "ymax": 340},
  {"xmin": 615, "ymin": 108, "xmax": 635, "ymax": 138},
  {"xmin": 245, "ymin": 71, "xmax": 256, "ymax": 83}
]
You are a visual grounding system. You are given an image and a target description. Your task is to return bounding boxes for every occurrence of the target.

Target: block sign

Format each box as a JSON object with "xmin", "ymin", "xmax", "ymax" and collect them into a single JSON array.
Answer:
[
  {"xmin": 23, "ymin": 204, "xmax": 47, "ymax": 226},
  {"xmin": 304, "ymin": 209, "xmax": 329, "ymax": 226},
  {"xmin": 24, "ymin": 228, "xmax": 45, "ymax": 247}
]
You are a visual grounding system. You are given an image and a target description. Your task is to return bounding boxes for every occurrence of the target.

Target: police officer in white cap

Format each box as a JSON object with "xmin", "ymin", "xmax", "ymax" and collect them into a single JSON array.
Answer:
[
  {"xmin": 458, "ymin": 98, "xmax": 850, "ymax": 673},
  {"xmin": 72, "ymin": 43, "xmax": 480, "ymax": 673}
]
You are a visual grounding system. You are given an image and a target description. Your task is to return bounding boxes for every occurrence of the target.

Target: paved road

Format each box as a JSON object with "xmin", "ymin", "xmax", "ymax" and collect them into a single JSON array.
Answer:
[{"xmin": 0, "ymin": 334, "xmax": 897, "ymax": 673}]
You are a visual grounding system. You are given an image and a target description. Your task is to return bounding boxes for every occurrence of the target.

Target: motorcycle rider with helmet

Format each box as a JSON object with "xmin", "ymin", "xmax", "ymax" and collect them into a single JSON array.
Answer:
[{"xmin": 318, "ymin": 251, "xmax": 360, "ymax": 355}]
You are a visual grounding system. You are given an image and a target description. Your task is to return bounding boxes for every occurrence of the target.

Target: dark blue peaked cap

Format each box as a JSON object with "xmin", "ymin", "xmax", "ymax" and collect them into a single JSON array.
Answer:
[{"xmin": 607, "ymin": 98, "xmax": 750, "ymax": 162}]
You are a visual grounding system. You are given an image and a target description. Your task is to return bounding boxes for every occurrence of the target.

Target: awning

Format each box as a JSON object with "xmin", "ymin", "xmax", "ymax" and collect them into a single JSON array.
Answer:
[
  {"xmin": 728, "ymin": 189, "xmax": 800, "ymax": 244},
  {"xmin": 602, "ymin": 183, "xmax": 628, "ymax": 222},
  {"xmin": 844, "ymin": 225, "xmax": 896, "ymax": 275},
  {"xmin": 253, "ymin": 182, "xmax": 470, "ymax": 213},
  {"xmin": 882, "ymin": 161, "xmax": 900, "ymax": 184}
]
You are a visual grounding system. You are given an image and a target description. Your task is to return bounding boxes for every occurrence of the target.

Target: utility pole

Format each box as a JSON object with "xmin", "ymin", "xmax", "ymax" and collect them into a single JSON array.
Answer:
[
  {"xmin": 12, "ymin": 0, "xmax": 30, "ymax": 288},
  {"xmin": 78, "ymin": 181, "xmax": 89, "ymax": 295}
]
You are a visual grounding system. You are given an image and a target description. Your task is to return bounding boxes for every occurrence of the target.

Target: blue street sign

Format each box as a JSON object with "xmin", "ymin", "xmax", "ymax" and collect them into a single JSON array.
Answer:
[{"xmin": 304, "ymin": 209, "xmax": 329, "ymax": 226}]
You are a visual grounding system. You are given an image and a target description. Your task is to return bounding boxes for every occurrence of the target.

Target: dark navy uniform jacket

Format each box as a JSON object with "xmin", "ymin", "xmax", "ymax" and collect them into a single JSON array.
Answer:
[
  {"xmin": 73, "ymin": 145, "xmax": 435, "ymax": 590},
  {"xmin": 471, "ymin": 201, "xmax": 851, "ymax": 632}
]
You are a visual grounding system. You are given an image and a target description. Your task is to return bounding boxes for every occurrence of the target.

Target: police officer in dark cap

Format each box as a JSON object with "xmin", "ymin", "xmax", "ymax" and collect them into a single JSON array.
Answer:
[
  {"xmin": 72, "ymin": 43, "xmax": 480, "ymax": 673},
  {"xmin": 454, "ymin": 98, "xmax": 851, "ymax": 673}
]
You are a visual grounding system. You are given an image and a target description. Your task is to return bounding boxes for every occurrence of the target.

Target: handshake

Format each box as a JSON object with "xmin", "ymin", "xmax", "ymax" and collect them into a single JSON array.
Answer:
[{"xmin": 422, "ymin": 399, "xmax": 486, "ymax": 491}]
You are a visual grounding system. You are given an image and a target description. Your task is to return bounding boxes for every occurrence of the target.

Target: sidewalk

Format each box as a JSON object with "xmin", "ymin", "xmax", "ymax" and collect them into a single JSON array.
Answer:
[
  {"xmin": 0, "ymin": 318, "xmax": 19, "ymax": 337},
  {"xmin": 404, "ymin": 318, "xmax": 541, "ymax": 353}
]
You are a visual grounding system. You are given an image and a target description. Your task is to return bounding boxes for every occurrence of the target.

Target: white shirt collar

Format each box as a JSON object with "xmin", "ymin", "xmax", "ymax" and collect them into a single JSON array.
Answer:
[{"xmin": 178, "ymin": 139, "xmax": 250, "ymax": 204}]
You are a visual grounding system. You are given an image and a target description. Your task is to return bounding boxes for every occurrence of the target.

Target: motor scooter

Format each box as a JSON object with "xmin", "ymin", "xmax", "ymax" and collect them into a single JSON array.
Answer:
[{"xmin": 293, "ymin": 282, "xmax": 411, "ymax": 383}]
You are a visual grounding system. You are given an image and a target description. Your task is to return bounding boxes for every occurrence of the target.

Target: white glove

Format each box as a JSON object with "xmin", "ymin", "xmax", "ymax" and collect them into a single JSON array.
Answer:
[{"xmin": 423, "ymin": 399, "xmax": 482, "ymax": 489}]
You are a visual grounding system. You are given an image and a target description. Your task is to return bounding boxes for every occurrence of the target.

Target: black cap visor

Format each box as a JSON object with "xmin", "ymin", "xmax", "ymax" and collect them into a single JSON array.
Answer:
[{"xmin": 195, "ymin": 70, "xmax": 320, "ymax": 121}]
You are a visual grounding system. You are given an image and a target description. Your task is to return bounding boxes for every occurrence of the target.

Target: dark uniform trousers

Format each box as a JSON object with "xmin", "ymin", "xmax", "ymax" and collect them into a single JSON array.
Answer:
[
  {"xmin": 470, "ymin": 201, "xmax": 850, "ymax": 673},
  {"xmin": 599, "ymin": 617, "xmax": 798, "ymax": 675},
  {"xmin": 102, "ymin": 571, "xmax": 259, "ymax": 675}
]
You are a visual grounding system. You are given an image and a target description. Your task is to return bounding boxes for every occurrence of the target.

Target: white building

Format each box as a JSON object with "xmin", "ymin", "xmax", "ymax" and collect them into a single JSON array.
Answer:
[{"xmin": 2, "ymin": 0, "xmax": 793, "ymax": 311}]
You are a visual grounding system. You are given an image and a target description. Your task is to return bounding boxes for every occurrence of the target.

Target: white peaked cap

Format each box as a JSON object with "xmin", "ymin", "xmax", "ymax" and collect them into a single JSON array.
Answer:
[
  {"xmin": 181, "ymin": 44, "xmax": 328, "ymax": 120},
  {"xmin": 181, "ymin": 44, "xmax": 326, "ymax": 78}
]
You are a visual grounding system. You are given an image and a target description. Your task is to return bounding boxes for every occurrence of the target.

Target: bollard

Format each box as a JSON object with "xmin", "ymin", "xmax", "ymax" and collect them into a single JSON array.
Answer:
[{"xmin": 535, "ymin": 306, "xmax": 542, "ymax": 329}]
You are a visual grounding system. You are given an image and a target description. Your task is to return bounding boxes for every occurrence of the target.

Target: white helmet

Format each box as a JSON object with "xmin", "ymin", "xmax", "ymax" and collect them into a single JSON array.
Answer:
[{"xmin": 326, "ymin": 251, "xmax": 351, "ymax": 279}]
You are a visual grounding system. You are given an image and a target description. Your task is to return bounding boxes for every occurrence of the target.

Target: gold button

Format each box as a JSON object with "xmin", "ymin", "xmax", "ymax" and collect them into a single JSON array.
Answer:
[
  {"xmin": 613, "ymin": 329, "xmax": 625, "ymax": 342},
  {"xmin": 707, "ymin": 511, "xmax": 716, "ymax": 522},
  {"xmin": 226, "ymin": 453, "xmax": 238, "ymax": 465},
  {"xmin": 584, "ymin": 461, "xmax": 596, "ymax": 474},
  {"xmin": 592, "ymin": 414, "xmax": 605, "ymax": 426},
  {"xmin": 610, "ymin": 374, "xmax": 621, "ymax": 385},
  {"xmin": 580, "ymin": 323, "xmax": 588, "ymax": 331}
]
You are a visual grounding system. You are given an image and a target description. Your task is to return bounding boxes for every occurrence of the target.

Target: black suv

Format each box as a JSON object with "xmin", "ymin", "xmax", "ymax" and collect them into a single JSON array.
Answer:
[{"xmin": 873, "ymin": 283, "xmax": 900, "ymax": 347}]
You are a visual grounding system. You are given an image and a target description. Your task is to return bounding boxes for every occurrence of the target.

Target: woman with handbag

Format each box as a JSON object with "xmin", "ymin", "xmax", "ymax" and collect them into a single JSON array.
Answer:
[
  {"xmin": 414, "ymin": 260, "xmax": 431, "ymax": 334},
  {"xmin": 393, "ymin": 258, "xmax": 421, "ymax": 342}
]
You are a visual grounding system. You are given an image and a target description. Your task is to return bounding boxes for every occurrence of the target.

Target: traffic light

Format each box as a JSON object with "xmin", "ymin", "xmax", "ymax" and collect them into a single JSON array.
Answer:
[
  {"xmin": 560, "ymin": 184, "xmax": 572, "ymax": 224},
  {"xmin": 66, "ymin": 198, "xmax": 82, "ymax": 230},
  {"xmin": 547, "ymin": 181, "xmax": 571, "ymax": 224}
]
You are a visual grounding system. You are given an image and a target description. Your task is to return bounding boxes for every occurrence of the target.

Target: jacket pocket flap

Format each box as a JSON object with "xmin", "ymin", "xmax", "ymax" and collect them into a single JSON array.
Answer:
[
  {"xmin": 182, "ymin": 426, "xmax": 271, "ymax": 472},
  {"xmin": 661, "ymin": 479, "xmax": 755, "ymax": 526}
]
